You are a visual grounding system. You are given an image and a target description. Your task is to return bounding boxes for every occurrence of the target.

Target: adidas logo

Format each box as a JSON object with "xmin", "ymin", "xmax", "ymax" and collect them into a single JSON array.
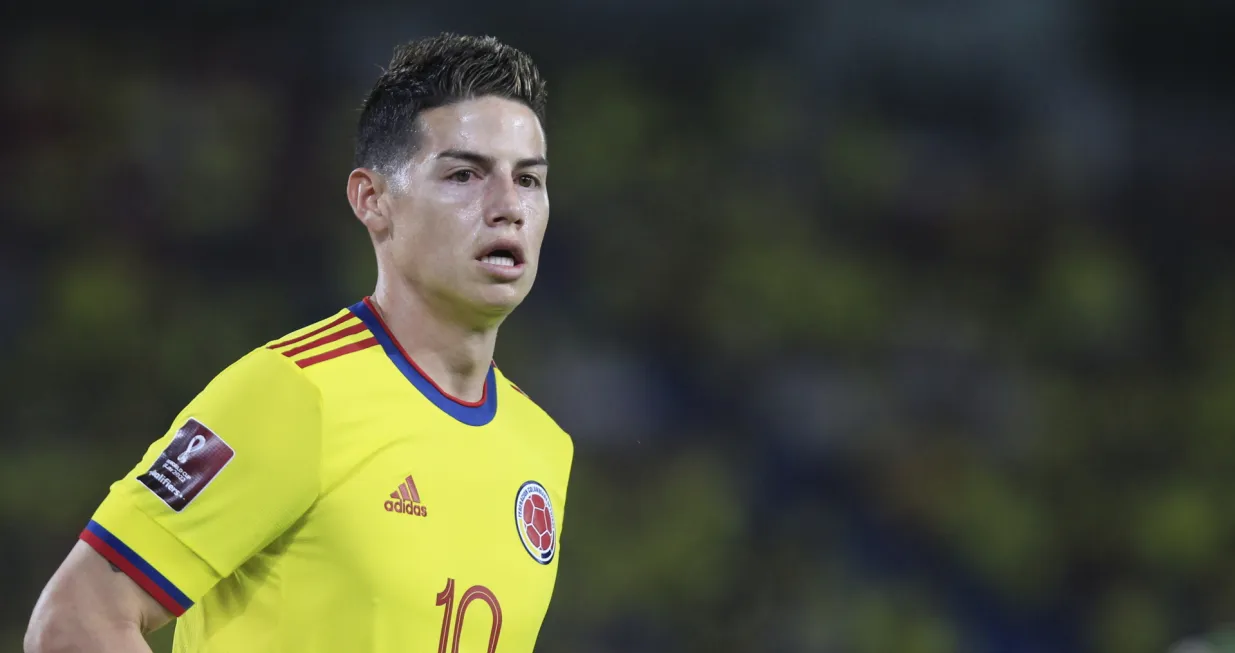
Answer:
[{"xmin": 383, "ymin": 475, "xmax": 428, "ymax": 517}]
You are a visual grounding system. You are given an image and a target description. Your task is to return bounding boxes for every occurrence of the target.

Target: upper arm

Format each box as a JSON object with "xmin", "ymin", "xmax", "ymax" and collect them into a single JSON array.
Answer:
[
  {"xmin": 25, "ymin": 540, "xmax": 172, "ymax": 651},
  {"xmin": 75, "ymin": 348, "xmax": 322, "ymax": 616}
]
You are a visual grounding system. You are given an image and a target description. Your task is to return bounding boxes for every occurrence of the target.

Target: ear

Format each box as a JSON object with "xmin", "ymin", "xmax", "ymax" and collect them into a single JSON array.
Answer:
[{"xmin": 347, "ymin": 168, "xmax": 391, "ymax": 234}]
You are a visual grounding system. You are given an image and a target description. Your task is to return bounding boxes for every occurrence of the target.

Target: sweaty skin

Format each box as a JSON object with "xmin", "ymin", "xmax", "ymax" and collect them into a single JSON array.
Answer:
[{"xmin": 25, "ymin": 95, "xmax": 550, "ymax": 653}]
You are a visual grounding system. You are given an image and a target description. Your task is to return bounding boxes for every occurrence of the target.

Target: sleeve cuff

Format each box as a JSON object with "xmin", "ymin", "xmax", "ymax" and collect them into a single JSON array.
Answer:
[
  {"xmin": 81, "ymin": 498, "xmax": 222, "ymax": 617},
  {"xmin": 80, "ymin": 521, "xmax": 193, "ymax": 616}
]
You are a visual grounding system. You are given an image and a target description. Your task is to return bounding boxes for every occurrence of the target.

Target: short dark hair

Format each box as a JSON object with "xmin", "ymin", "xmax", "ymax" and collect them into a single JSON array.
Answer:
[{"xmin": 354, "ymin": 33, "xmax": 547, "ymax": 173}]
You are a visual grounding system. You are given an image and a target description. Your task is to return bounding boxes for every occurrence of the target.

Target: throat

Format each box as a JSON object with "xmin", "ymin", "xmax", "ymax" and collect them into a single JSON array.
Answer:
[
  {"xmin": 362, "ymin": 294, "xmax": 496, "ymax": 404},
  {"xmin": 416, "ymin": 355, "xmax": 491, "ymax": 404}
]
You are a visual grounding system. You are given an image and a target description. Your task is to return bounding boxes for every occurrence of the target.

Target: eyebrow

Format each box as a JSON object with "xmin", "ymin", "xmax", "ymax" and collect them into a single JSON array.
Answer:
[{"xmin": 436, "ymin": 149, "xmax": 548, "ymax": 170}]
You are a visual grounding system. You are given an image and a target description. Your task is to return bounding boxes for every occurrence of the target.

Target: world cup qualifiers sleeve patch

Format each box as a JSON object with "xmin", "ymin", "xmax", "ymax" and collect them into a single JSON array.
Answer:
[{"xmin": 137, "ymin": 418, "xmax": 235, "ymax": 512}]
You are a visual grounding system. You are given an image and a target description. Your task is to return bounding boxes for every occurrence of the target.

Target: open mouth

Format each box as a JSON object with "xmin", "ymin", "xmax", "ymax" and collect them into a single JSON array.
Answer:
[{"xmin": 477, "ymin": 244, "xmax": 525, "ymax": 268}]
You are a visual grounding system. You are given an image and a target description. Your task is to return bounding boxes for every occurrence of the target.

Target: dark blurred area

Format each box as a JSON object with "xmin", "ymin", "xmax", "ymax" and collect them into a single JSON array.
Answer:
[{"xmin": 3, "ymin": 1, "xmax": 1235, "ymax": 652}]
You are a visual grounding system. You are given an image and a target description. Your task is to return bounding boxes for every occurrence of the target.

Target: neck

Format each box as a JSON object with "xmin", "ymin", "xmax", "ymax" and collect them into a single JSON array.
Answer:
[{"xmin": 370, "ymin": 276, "xmax": 499, "ymax": 403}]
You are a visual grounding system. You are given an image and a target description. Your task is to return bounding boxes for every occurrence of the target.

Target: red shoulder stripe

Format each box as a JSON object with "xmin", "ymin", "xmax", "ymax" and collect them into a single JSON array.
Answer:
[
  {"xmin": 281, "ymin": 322, "xmax": 369, "ymax": 358},
  {"xmin": 297, "ymin": 337, "xmax": 380, "ymax": 368},
  {"xmin": 268, "ymin": 314, "xmax": 357, "ymax": 350}
]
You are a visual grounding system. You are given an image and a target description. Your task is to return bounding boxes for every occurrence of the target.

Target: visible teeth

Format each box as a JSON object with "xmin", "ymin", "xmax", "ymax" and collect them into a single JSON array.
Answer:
[{"xmin": 482, "ymin": 255, "xmax": 516, "ymax": 267}]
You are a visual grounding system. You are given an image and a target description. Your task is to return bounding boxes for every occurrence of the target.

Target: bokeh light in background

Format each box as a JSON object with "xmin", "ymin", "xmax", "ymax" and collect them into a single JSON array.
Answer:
[{"xmin": 2, "ymin": 2, "xmax": 1234, "ymax": 652}]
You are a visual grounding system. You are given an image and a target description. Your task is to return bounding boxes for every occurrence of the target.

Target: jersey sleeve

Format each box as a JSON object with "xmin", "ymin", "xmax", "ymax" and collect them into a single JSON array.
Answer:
[{"xmin": 80, "ymin": 347, "xmax": 322, "ymax": 616}]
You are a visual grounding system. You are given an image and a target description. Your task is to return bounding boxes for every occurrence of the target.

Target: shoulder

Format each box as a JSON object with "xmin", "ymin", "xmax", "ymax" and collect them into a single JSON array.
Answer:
[
  {"xmin": 201, "ymin": 346, "xmax": 317, "ymax": 408},
  {"xmin": 165, "ymin": 323, "xmax": 331, "ymax": 461},
  {"xmin": 196, "ymin": 306, "xmax": 368, "ymax": 411},
  {"xmin": 261, "ymin": 307, "xmax": 375, "ymax": 369},
  {"xmin": 494, "ymin": 366, "xmax": 574, "ymax": 453}
]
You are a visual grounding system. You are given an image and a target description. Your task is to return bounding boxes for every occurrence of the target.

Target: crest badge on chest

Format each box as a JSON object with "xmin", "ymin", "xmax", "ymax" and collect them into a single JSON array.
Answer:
[{"xmin": 515, "ymin": 481, "xmax": 556, "ymax": 564}]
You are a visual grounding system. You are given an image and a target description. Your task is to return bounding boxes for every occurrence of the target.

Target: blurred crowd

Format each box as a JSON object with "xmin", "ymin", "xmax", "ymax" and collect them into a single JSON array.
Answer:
[{"xmin": 2, "ymin": 3, "xmax": 1234, "ymax": 652}]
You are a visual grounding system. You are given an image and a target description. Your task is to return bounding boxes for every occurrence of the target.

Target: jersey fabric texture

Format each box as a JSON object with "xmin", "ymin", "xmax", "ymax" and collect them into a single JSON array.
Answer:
[{"xmin": 80, "ymin": 297, "xmax": 574, "ymax": 652}]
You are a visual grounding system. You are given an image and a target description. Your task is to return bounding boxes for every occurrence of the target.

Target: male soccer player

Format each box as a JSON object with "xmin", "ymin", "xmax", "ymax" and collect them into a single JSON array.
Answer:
[{"xmin": 25, "ymin": 33, "xmax": 572, "ymax": 653}]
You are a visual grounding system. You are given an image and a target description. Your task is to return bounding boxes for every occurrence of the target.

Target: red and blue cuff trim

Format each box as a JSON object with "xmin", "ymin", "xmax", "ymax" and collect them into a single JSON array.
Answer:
[{"xmin": 79, "ymin": 520, "xmax": 194, "ymax": 616}]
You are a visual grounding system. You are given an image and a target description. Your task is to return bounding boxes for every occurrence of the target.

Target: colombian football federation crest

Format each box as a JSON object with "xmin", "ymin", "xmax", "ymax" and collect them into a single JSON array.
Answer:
[{"xmin": 515, "ymin": 481, "xmax": 556, "ymax": 564}]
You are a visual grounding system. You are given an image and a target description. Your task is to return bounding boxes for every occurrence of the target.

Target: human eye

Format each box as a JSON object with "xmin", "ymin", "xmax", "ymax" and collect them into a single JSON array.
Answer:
[
  {"xmin": 517, "ymin": 174, "xmax": 543, "ymax": 188},
  {"xmin": 448, "ymin": 169, "xmax": 477, "ymax": 183}
]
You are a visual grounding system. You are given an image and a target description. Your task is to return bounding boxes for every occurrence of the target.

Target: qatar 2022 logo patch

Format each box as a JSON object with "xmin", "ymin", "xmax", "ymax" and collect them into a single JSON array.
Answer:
[
  {"xmin": 137, "ymin": 418, "xmax": 234, "ymax": 512},
  {"xmin": 515, "ymin": 481, "xmax": 556, "ymax": 564}
]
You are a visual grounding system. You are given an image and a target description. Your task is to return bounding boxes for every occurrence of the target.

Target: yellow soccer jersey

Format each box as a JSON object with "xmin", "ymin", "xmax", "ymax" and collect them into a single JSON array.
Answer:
[{"xmin": 81, "ymin": 297, "xmax": 574, "ymax": 652}]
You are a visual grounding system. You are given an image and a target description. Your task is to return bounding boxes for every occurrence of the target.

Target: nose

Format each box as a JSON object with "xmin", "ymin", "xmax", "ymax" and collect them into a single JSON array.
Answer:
[{"xmin": 484, "ymin": 176, "xmax": 524, "ymax": 227}]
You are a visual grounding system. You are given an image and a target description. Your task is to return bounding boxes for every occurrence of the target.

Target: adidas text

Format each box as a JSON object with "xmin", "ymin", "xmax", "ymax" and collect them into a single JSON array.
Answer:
[{"xmin": 384, "ymin": 500, "xmax": 428, "ymax": 517}]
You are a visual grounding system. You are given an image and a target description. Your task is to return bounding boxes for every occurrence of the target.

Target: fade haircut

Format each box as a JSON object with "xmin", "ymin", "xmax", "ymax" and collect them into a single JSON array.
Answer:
[{"xmin": 355, "ymin": 33, "xmax": 548, "ymax": 174}]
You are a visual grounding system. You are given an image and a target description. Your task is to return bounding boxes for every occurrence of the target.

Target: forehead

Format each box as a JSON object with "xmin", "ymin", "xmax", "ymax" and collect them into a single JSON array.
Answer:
[{"xmin": 415, "ymin": 96, "xmax": 546, "ymax": 160}]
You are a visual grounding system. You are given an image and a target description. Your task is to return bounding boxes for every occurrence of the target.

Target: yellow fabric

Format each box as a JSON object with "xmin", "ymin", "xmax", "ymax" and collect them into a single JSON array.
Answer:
[{"xmin": 88, "ymin": 304, "xmax": 574, "ymax": 653}]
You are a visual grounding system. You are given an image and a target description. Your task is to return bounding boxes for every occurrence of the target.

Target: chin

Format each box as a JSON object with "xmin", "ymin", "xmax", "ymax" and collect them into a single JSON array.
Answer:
[{"xmin": 471, "ymin": 286, "xmax": 528, "ymax": 319}]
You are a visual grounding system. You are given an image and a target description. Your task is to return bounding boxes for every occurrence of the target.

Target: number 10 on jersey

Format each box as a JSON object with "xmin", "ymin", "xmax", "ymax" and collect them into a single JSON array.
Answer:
[{"xmin": 437, "ymin": 578, "xmax": 502, "ymax": 653}]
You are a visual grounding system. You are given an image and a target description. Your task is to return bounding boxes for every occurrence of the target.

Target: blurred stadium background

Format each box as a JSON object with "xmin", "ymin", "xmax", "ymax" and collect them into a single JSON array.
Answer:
[{"xmin": 2, "ymin": 1, "xmax": 1234, "ymax": 652}]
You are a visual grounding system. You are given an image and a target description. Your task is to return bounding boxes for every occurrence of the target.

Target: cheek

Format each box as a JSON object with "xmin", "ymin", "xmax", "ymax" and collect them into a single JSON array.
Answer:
[
  {"xmin": 530, "ymin": 209, "xmax": 550, "ymax": 250},
  {"xmin": 523, "ymin": 196, "xmax": 550, "ymax": 241},
  {"xmin": 530, "ymin": 221, "xmax": 549, "ymax": 252},
  {"xmin": 396, "ymin": 197, "xmax": 469, "ymax": 250}
]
